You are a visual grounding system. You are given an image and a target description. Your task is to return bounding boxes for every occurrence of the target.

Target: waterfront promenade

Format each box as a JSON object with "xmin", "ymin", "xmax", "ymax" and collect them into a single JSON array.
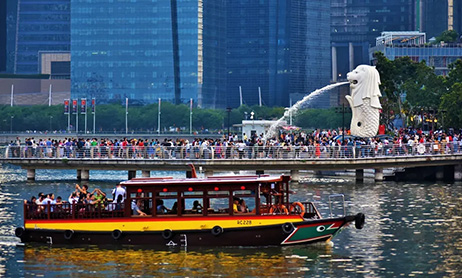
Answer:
[{"xmin": 1, "ymin": 144, "xmax": 461, "ymax": 182}]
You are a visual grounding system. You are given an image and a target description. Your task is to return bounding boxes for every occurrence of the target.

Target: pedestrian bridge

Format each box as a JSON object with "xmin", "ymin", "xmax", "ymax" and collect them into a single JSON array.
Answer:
[{"xmin": 1, "ymin": 145, "xmax": 461, "ymax": 182}]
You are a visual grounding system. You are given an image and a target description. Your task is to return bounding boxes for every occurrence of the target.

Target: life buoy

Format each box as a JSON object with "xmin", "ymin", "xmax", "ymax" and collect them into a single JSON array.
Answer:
[
  {"xmin": 417, "ymin": 144, "xmax": 425, "ymax": 154},
  {"xmin": 15, "ymin": 227, "xmax": 25, "ymax": 238},
  {"xmin": 211, "ymin": 225, "xmax": 223, "ymax": 236},
  {"xmin": 289, "ymin": 202, "xmax": 305, "ymax": 216},
  {"xmin": 355, "ymin": 213, "xmax": 365, "ymax": 229},
  {"xmin": 282, "ymin": 222, "xmax": 295, "ymax": 234},
  {"xmin": 64, "ymin": 229, "xmax": 74, "ymax": 240},
  {"xmin": 269, "ymin": 205, "xmax": 289, "ymax": 215},
  {"xmin": 112, "ymin": 229, "xmax": 122, "ymax": 240},
  {"xmin": 162, "ymin": 229, "xmax": 173, "ymax": 240}
]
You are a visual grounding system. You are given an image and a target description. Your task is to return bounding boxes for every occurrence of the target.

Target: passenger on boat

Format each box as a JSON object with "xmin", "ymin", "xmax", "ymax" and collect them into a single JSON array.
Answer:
[
  {"xmin": 239, "ymin": 199, "xmax": 249, "ymax": 213},
  {"xmin": 92, "ymin": 188, "xmax": 107, "ymax": 207},
  {"xmin": 131, "ymin": 199, "xmax": 147, "ymax": 216},
  {"xmin": 192, "ymin": 200, "xmax": 203, "ymax": 213},
  {"xmin": 68, "ymin": 192, "xmax": 79, "ymax": 204},
  {"xmin": 75, "ymin": 184, "xmax": 89, "ymax": 203},
  {"xmin": 233, "ymin": 197, "xmax": 240, "ymax": 213},
  {"xmin": 156, "ymin": 200, "xmax": 169, "ymax": 214},
  {"xmin": 170, "ymin": 202, "xmax": 178, "ymax": 214},
  {"xmin": 24, "ymin": 196, "xmax": 37, "ymax": 214},
  {"xmin": 112, "ymin": 184, "xmax": 126, "ymax": 203},
  {"xmin": 42, "ymin": 193, "xmax": 56, "ymax": 212}
]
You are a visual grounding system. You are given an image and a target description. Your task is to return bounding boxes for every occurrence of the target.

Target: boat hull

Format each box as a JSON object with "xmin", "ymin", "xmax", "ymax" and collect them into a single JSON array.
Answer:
[{"xmin": 16, "ymin": 217, "xmax": 353, "ymax": 247}]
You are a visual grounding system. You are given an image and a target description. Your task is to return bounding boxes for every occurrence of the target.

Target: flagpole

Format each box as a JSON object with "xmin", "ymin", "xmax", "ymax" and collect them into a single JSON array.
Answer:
[
  {"xmin": 48, "ymin": 84, "xmax": 52, "ymax": 106},
  {"xmin": 258, "ymin": 87, "xmax": 262, "ymax": 107},
  {"xmin": 10, "ymin": 84, "xmax": 14, "ymax": 107},
  {"xmin": 75, "ymin": 100, "xmax": 78, "ymax": 134},
  {"xmin": 92, "ymin": 98, "xmax": 96, "ymax": 134},
  {"xmin": 125, "ymin": 98, "xmax": 128, "ymax": 134},
  {"xmin": 189, "ymin": 98, "xmax": 193, "ymax": 135},
  {"xmin": 239, "ymin": 86, "xmax": 243, "ymax": 106},
  {"xmin": 158, "ymin": 98, "xmax": 161, "ymax": 135}
]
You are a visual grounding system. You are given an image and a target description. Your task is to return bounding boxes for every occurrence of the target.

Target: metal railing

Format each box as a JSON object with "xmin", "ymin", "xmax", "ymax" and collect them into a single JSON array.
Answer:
[{"xmin": 1, "ymin": 142, "xmax": 461, "ymax": 160}]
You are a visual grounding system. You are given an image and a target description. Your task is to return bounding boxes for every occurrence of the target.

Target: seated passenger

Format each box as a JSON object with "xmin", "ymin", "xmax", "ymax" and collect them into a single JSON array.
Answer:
[
  {"xmin": 233, "ymin": 197, "xmax": 240, "ymax": 213},
  {"xmin": 156, "ymin": 200, "xmax": 169, "ymax": 214},
  {"xmin": 192, "ymin": 200, "xmax": 203, "ymax": 213},
  {"xmin": 131, "ymin": 199, "xmax": 147, "ymax": 216},
  {"xmin": 239, "ymin": 199, "xmax": 249, "ymax": 213},
  {"xmin": 170, "ymin": 202, "xmax": 178, "ymax": 214}
]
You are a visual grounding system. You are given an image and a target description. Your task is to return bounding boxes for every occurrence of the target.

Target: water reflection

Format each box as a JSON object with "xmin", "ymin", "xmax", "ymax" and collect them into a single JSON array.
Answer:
[
  {"xmin": 19, "ymin": 245, "xmax": 338, "ymax": 277},
  {"xmin": 1, "ymin": 168, "xmax": 462, "ymax": 277}
]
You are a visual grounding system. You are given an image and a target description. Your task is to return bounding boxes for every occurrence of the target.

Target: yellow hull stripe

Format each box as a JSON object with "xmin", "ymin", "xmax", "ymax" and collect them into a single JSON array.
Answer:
[{"xmin": 25, "ymin": 216, "xmax": 304, "ymax": 232}]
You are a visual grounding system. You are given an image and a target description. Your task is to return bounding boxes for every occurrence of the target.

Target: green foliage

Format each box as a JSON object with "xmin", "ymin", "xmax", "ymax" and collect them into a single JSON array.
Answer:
[
  {"xmin": 3, "ymin": 56, "xmax": 462, "ymax": 133},
  {"xmin": 440, "ymin": 83, "xmax": 462, "ymax": 128},
  {"xmin": 434, "ymin": 30, "xmax": 460, "ymax": 44}
]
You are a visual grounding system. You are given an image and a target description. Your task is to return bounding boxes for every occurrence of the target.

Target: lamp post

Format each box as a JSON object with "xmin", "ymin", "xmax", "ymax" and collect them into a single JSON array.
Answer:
[
  {"xmin": 10, "ymin": 115, "xmax": 14, "ymax": 134},
  {"xmin": 226, "ymin": 107, "xmax": 232, "ymax": 137},
  {"xmin": 49, "ymin": 115, "xmax": 53, "ymax": 131}
]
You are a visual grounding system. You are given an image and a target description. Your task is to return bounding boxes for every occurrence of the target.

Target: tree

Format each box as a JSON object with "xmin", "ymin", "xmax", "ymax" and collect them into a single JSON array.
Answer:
[
  {"xmin": 440, "ymin": 83, "xmax": 462, "ymax": 128},
  {"xmin": 434, "ymin": 30, "xmax": 460, "ymax": 44}
]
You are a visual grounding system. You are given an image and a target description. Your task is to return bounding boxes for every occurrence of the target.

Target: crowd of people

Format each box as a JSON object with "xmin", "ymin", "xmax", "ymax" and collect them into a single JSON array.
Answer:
[{"xmin": 8, "ymin": 127, "xmax": 462, "ymax": 160}]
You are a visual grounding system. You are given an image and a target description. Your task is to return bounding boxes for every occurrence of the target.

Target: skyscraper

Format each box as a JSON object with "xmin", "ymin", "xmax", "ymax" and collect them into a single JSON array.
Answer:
[
  {"xmin": 226, "ymin": 0, "xmax": 331, "ymax": 108},
  {"xmin": 331, "ymin": 0, "xmax": 416, "ymax": 80},
  {"xmin": 419, "ymin": 0, "xmax": 462, "ymax": 39},
  {"xmin": 14, "ymin": 0, "xmax": 70, "ymax": 74},
  {"xmin": 71, "ymin": 0, "xmax": 225, "ymax": 106},
  {"xmin": 0, "ymin": 0, "xmax": 6, "ymax": 72}
]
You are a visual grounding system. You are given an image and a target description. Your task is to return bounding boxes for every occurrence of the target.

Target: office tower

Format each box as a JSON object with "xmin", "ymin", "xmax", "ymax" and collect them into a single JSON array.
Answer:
[
  {"xmin": 331, "ymin": 0, "xmax": 415, "ymax": 80},
  {"xmin": 0, "ymin": 0, "xmax": 6, "ymax": 72},
  {"xmin": 72, "ymin": 0, "xmax": 225, "ymax": 106},
  {"xmin": 226, "ymin": 0, "xmax": 331, "ymax": 108},
  {"xmin": 13, "ymin": 0, "xmax": 70, "ymax": 74},
  {"xmin": 419, "ymin": 0, "xmax": 462, "ymax": 39}
]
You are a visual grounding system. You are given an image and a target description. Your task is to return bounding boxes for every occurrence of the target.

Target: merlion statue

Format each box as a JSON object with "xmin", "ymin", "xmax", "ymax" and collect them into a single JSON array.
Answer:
[{"xmin": 345, "ymin": 65, "xmax": 382, "ymax": 138}]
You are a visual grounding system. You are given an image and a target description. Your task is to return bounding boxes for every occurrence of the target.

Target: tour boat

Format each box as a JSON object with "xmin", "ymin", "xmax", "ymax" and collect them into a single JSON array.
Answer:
[{"xmin": 15, "ymin": 167, "xmax": 365, "ymax": 247}]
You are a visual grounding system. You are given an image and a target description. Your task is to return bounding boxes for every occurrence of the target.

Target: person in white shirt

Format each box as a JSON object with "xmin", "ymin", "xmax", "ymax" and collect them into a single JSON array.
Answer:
[{"xmin": 112, "ymin": 184, "xmax": 126, "ymax": 209}]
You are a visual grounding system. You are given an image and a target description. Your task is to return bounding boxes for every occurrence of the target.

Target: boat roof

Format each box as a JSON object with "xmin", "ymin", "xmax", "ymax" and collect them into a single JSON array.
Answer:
[{"xmin": 120, "ymin": 175, "xmax": 289, "ymax": 187}]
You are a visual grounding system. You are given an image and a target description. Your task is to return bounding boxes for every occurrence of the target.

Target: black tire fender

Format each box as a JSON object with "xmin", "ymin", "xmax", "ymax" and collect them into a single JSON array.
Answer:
[
  {"xmin": 112, "ymin": 229, "xmax": 122, "ymax": 240},
  {"xmin": 162, "ymin": 229, "xmax": 173, "ymax": 240},
  {"xmin": 211, "ymin": 225, "xmax": 223, "ymax": 236},
  {"xmin": 282, "ymin": 222, "xmax": 295, "ymax": 234},
  {"xmin": 64, "ymin": 229, "xmax": 74, "ymax": 240},
  {"xmin": 15, "ymin": 227, "xmax": 25, "ymax": 238},
  {"xmin": 355, "ymin": 213, "xmax": 365, "ymax": 229}
]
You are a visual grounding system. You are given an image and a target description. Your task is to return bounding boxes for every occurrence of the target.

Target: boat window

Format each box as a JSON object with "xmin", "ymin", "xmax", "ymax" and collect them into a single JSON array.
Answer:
[
  {"xmin": 233, "ymin": 190, "xmax": 252, "ymax": 195},
  {"xmin": 130, "ymin": 192, "xmax": 152, "ymax": 198},
  {"xmin": 207, "ymin": 190, "xmax": 229, "ymax": 196},
  {"xmin": 156, "ymin": 198, "xmax": 176, "ymax": 215},
  {"xmin": 131, "ymin": 197, "xmax": 152, "ymax": 215},
  {"xmin": 233, "ymin": 196, "xmax": 255, "ymax": 213},
  {"xmin": 183, "ymin": 198, "xmax": 204, "ymax": 214},
  {"xmin": 183, "ymin": 191, "xmax": 203, "ymax": 196},
  {"xmin": 208, "ymin": 197, "xmax": 229, "ymax": 214},
  {"xmin": 159, "ymin": 192, "xmax": 178, "ymax": 197}
]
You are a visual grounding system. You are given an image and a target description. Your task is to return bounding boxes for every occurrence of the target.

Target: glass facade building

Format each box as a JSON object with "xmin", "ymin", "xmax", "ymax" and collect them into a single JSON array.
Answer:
[
  {"xmin": 372, "ymin": 44, "xmax": 462, "ymax": 76},
  {"xmin": 331, "ymin": 0, "xmax": 416, "ymax": 78},
  {"xmin": 14, "ymin": 0, "xmax": 70, "ymax": 74},
  {"xmin": 226, "ymin": 0, "xmax": 331, "ymax": 108},
  {"xmin": 71, "ymin": 0, "xmax": 225, "ymax": 106}
]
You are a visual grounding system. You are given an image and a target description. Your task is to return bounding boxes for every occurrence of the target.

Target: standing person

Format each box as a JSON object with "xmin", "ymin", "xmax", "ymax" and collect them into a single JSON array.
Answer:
[
  {"xmin": 75, "ymin": 184, "xmax": 89, "ymax": 203},
  {"xmin": 112, "ymin": 184, "xmax": 126, "ymax": 210}
]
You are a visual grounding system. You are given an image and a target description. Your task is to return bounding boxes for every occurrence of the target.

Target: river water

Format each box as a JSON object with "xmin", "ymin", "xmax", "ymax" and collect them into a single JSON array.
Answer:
[{"xmin": 0, "ymin": 165, "xmax": 461, "ymax": 277}]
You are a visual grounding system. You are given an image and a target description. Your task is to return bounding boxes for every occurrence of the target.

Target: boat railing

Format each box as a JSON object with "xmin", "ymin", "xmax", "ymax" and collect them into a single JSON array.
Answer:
[
  {"xmin": 24, "ymin": 202, "xmax": 125, "ymax": 220},
  {"xmin": 328, "ymin": 194, "xmax": 346, "ymax": 217}
]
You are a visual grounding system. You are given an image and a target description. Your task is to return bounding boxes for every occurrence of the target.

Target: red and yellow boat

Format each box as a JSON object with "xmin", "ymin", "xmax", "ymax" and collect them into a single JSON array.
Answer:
[{"xmin": 15, "ymin": 169, "xmax": 365, "ymax": 247}]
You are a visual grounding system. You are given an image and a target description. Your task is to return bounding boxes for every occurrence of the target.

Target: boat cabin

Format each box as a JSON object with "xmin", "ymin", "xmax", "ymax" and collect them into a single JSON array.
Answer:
[
  {"xmin": 123, "ymin": 175, "xmax": 293, "ymax": 217},
  {"xmin": 23, "ymin": 175, "xmax": 321, "ymax": 220}
]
